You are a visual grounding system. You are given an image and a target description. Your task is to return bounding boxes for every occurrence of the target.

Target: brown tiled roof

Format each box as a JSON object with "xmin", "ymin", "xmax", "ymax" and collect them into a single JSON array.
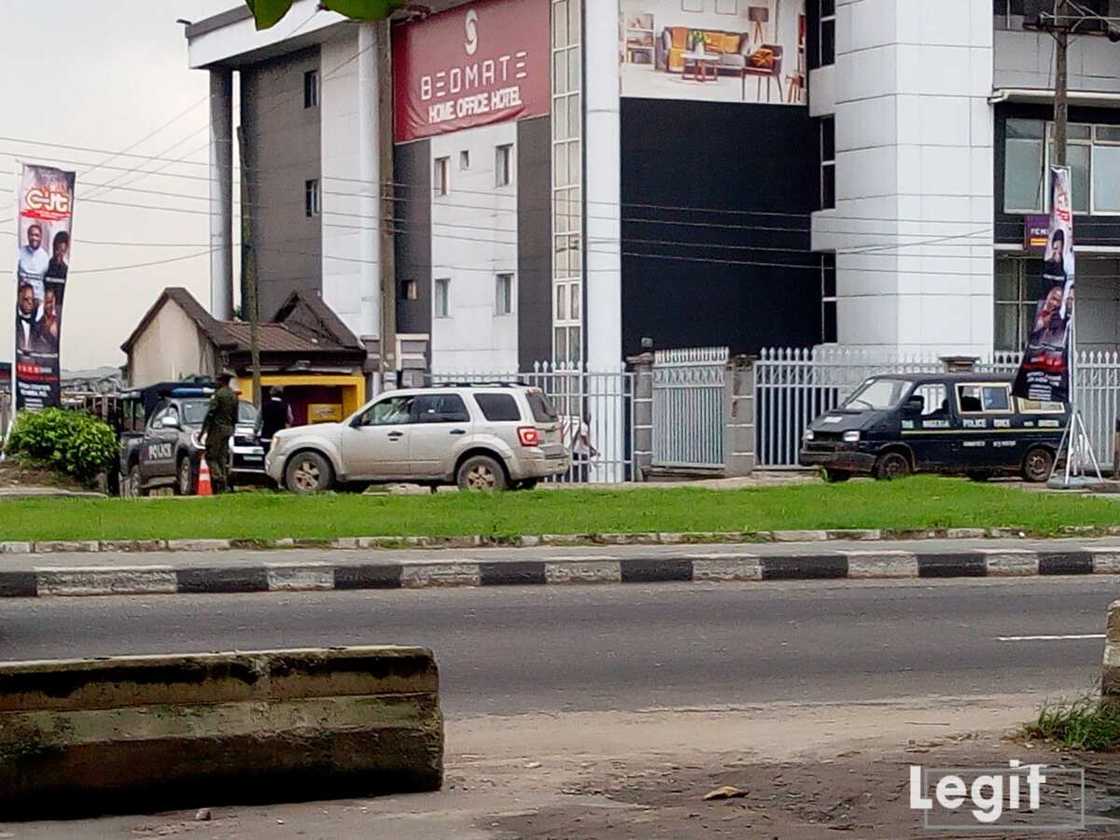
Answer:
[{"xmin": 220, "ymin": 322, "xmax": 345, "ymax": 353}]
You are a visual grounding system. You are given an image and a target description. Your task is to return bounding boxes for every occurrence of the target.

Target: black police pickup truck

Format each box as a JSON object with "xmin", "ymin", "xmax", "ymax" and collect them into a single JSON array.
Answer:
[
  {"xmin": 117, "ymin": 385, "xmax": 263, "ymax": 496},
  {"xmin": 799, "ymin": 373, "xmax": 1068, "ymax": 483}
]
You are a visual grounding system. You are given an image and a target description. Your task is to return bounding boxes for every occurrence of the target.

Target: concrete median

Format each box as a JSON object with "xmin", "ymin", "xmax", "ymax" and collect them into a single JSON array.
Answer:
[
  {"xmin": 0, "ymin": 646, "xmax": 443, "ymax": 818},
  {"xmin": 1103, "ymin": 600, "xmax": 1120, "ymax": 699}
]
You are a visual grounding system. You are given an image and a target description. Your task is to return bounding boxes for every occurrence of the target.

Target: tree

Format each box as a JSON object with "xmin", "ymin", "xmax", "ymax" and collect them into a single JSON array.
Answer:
[{"xmin": 245, "ymin": 0, "xmax": 404, "ymax": 30}]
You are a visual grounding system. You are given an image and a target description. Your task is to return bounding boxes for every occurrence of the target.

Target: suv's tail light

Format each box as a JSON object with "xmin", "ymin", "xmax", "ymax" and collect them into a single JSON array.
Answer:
[{"xmin": 518, "ymin": 426, "xmax": 541, "ymax": 447}]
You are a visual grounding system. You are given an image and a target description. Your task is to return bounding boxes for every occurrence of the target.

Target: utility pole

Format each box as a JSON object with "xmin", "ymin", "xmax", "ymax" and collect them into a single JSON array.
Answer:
[
  {"xmin": 376, "ymin": 20, "xmax": 397, "ymax": 388},
  {"xmin": 237, "ymin": 126, "xmax": 263, "ymax": 409},
  {"xmin": 1053, "ymin": 0, "xmax": 1070, "ymax": 167}
]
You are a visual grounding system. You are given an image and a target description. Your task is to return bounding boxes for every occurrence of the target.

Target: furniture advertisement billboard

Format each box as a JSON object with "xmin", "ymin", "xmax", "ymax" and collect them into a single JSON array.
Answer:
[{"xmin": 620, "ymin": 0, "xmax": 806, "ymax": 105}]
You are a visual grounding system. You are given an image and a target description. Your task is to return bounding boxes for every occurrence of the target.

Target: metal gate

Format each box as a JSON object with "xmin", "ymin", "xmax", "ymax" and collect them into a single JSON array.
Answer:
[
  {"xmin": 430, "ymin": 363, "xmax": 636, "ymax": 483},
  {"xmin": 652, "ymin": 347, "xmax": 728, "ymax": 470}
]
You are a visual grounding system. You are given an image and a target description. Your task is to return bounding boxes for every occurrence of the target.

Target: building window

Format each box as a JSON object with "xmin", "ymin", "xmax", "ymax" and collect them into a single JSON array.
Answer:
[
  {"xmin": 994, "ymin": 258, "xmax": 1046, "ymax": 351},
  {"xmin": 552, "ymin": 0, "xmax": 582, "ymax": 366},
  {"xmin": 434, "ymin": 277, "xmax": 450, "ymax": 318},
  {"xmin": 304, "ymin": 179, "xmax": 320, "ymax": 218},
  {"xmin": 821, "ymin": 253, "xmax": 837, "ymax": 343},
  {"xmin": 819, "ymin": 0, "xmax": 835, "ymax": 67},
  {"xmin": 496, "ymin": 144, "xmax": 513, "ymax": 187},
  {"xmin": 400, "ymin": 279, "xmax": 418, "ymax": 301},
  {"xmin": 434, "ymin": 156, "xmax": 450, "ymax": 197},
  {"xmin": 1002, "ymin": 119, "xmax": 1120, "ymax": 215},
  {"xmin": 495, "ymin": 273, "xmax": 514, "ymax": 315},
  {"xmin": 459, "ymin": 150, "xmax": 471, "ymax": 170},
  {"xmin": 820, "ymin": 117, "xmax": 835, "ymax": 210},
  {"xmin": 1004, "ymin": 119, "xmax": 1045, "ymax": 213},
  {"xmin": 304, "ymin": 69, "xmax": 319, "ymax": 108}
]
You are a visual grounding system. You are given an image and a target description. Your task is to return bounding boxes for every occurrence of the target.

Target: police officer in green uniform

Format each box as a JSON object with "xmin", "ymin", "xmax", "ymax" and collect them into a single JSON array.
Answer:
[{"xmin": 201, "ymin": 370, "xmax": 239, "ymax": 494}]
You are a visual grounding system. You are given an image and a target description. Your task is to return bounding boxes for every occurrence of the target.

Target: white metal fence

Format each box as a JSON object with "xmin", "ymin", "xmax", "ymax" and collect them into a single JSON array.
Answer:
[
  {"xmin": 652, "ymin": 347, "xmax": 728, "ymax": 470},
  {"xmin": 429, "ymin": 363, "xmax": 636, "ymax": 483},
  {"xmin": 755, "ymin": 347, "xmax": 1120, "ymax": 469}
]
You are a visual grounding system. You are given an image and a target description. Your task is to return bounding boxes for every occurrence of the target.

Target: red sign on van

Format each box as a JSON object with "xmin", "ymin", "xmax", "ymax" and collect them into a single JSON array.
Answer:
[{"xmin": 392, "ymin": 0, "xmax": 550, "ymax": 143}]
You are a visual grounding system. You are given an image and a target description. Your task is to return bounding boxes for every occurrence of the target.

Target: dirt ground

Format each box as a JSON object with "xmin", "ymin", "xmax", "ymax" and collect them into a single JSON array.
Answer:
[
  {"xmin": 5, "ymin": 696, "xmax": 1118, "ymax": 839},
  {"xmin": 0, "ymin": 458, "xmax": 87, "ymax": 492}
]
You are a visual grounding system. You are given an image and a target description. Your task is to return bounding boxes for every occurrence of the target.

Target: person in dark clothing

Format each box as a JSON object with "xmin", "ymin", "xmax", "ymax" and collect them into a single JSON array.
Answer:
[
  {"xmin": 45, "ymin": 231, "xmax": 69, "ymax": 280},
  {"xmin": 201, "ymin": 370, "xmax": 239, "ymax": 494},
  {"xmin": 258, "ymin": 386, "xmax": 293, "ymax": 448}
]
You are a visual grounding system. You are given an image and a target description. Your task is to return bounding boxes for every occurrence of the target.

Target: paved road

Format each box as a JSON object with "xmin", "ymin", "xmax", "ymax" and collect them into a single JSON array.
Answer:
[{"xmin": 2, "ymin": 576, "xmax": 1113, "ymax": 716}]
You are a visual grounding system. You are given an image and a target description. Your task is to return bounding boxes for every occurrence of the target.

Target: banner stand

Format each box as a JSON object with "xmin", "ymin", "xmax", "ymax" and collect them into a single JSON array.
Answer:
[{"xmin": 1048, "ymin": 314, "xmax": 1103, "ymax": 488}]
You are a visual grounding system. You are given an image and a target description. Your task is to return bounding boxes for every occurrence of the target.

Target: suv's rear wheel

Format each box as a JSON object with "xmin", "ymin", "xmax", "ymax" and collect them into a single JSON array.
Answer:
[
  {"xmin": 457, "ymin": 455, "xmax": 508, "ymax": 492},
  {"xmin": 286, "ymin": 451, "xmax": 334, "ymax": 494}
]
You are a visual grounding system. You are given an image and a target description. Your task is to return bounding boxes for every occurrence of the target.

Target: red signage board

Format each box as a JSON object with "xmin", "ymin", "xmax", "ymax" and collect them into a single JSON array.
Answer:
[{"xmin": 392, "ymin": 0, "xmax": 550, "ymax": 143}]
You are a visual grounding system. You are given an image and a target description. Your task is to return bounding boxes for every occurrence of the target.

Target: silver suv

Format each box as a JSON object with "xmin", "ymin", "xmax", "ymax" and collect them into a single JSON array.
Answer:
[{"xmin": 265, "ymin": 385, "xmax": 570, "ymax": 493}]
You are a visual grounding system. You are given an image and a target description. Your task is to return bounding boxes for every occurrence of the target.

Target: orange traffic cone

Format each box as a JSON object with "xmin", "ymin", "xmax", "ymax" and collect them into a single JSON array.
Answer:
[{"xmin": 197, "ymin": 457, "xmax": 213, "ymax": 497}]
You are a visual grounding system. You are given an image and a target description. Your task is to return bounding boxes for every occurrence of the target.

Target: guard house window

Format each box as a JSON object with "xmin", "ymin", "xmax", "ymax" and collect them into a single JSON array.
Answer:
[
  {"xmin": 821, "ymin": 253, "xmax": 837, "ymax": 343},
  {"xmin": 304, "ymin": 179, "xmax": 320, "ymax": 218},
  {"xmin": 303, "ymin": 69, "xmax": 319, "ymax": 108},
  {"xmin": 434, "ymin": 156, "xmax": 450, "ymax": 197},
  {"xmin": 820, "ymin": 117, "xmax": 835, "ymax": 210},
  {"xmin": 400, "ymin": 279, "xmax": 418, "ymax": 301},
  {"xmin": 819, "ymin": 0, "xmax": 835, "ymax": 67},
  {"xmin": 459, "ymin": 150, "xmax": 471, "ymax": 170},
  {"xmin": 495, "ymin": 273, "xmax": 514, "ymax": 315},
  {"xmin": 496, "ymin": 144, "xmax": 513, "ymax": 187},
  {"xmin": 434, "ymin": 277, "xmax": 450, "ymax": 318}
]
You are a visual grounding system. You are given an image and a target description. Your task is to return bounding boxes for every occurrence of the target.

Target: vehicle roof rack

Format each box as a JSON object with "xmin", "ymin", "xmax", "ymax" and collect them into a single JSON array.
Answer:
[{"xmin": 423, "ymin": 381, "xmax": 531, "ymax": 389}]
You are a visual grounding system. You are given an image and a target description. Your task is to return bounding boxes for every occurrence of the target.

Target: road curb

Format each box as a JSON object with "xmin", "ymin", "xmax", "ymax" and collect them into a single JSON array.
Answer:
[
  {"xmin": 4, "ymin": 524, "xmax": 1120, "ymax": 558},
  {"xmin": 3, "ymin": 546, "xmax": 1118, "ymax": 599}
]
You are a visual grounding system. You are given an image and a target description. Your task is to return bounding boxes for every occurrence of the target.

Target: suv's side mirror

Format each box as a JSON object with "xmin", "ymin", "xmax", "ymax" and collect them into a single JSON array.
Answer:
[{"xmin": 902, "ymin": 397, "xmax": 924, "ymax": 417}]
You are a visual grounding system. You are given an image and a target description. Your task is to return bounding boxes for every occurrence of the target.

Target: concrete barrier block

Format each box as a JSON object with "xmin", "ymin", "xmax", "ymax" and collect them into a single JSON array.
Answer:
[
  {"xmin": 1104, "ymin": 602, "xmax": 1120, "ymax": 699},
  {"xmin": 978, "ymin": 549, "xmax": 1040, "ymax": 577},
  {"xmin": 266, "ymin": 564, "xmax": 335, "ymax": 592},
  {"xmin": 844, "ymin": 551, "xmax": 919, "ymax": 579},
  {"xmin": 36, "ymin": 567, "xmax": 178, "ymax": 597},
  {"xmin": 0, "ymin": 542, "xmax": 33, "ymax": 555},
  {"xmin": 0, "ymin": 646, "xmax": 443, "ymax": 817},
  {"xmin": 33, "ymin": 541, "xmax": 99, "ymax": 554},
  {"xmin": 544, "ymin": 559, "xmax": 622, "ymax": 584},
  {"xmin": 400, "ymin": 562, "xmax": 481, "ymax": 588},
  {"xmin": 690, "ymin": 555, "xmax": 763, "ymax": 582},
  {"xmin": 166, "ymin": 539, "xmax": 232, "ymax": 552}
]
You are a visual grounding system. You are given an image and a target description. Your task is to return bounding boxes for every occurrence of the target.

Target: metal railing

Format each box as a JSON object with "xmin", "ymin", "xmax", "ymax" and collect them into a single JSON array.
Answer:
[
  {"xmin": 429, "ymin": 362, "xmax": 636, "ymax": 484},
  {"xmin": 652, "ymin": 347, "xmax": 728, "ymax": 470}
]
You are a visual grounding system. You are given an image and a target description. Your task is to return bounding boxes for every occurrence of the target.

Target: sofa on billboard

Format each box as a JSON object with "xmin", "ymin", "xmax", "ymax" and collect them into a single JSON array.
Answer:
[{"xmin": 655, "ymin": 27, "xmax": 784, "ymax": 100}]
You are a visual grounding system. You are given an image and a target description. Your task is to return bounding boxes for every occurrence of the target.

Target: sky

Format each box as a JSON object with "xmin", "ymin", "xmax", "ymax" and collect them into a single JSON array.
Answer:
[{"xmin": 1, "ymin": 0, "xmax": 240, "ymax": 370}]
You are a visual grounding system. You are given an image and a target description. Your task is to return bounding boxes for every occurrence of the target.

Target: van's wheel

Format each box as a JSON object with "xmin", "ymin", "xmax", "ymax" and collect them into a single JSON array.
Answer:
[
  {"xmin": 874, "ymin": 452, "xmax": 911, "ymax": 481},
  {"xmin": 176, "ymin": 456, "xmax": 195, "ymax": 496},
  {"xmin": 1022, "ymin": 447, "xmax": 1055, "ymax": 483},
  {"xmin": 457, "ymin": 455, "xmax": 508, "ymax": 492},
  {"xmin": 128, "ymin": 463, "xmax": 147, "ymax": 498},
  {"xmin": 285, "ymin": 451, "xmax": 334, "ymax": 494},
  {"xmin": 823, "ymin": 469, "xmax": 851, "ymax": 484}
]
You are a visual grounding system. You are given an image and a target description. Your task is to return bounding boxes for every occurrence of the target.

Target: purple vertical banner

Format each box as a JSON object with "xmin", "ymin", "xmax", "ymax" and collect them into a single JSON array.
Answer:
[
  {"xmin": 14, "ymin": 163, "xmax": 75, "ymax": 412},
  {"xmin": 1012, "ymin": 166, "xmax": 1075, "ymax": 403}
]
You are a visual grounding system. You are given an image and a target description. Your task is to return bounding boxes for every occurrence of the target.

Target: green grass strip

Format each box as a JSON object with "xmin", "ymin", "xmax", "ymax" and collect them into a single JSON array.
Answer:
[{"xmin": 0, "ymin": 476, "xmax": 1116, "ymax": 543}]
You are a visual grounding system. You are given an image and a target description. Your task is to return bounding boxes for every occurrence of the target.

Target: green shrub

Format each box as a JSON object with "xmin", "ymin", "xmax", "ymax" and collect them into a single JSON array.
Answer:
[
  {"xmin": 4, "ymin": 408, "xmax": 118, "ymax": 484},
  {"xmin": 1026, "ymin": 695, "xmax": 1120, "ymax": 751}
]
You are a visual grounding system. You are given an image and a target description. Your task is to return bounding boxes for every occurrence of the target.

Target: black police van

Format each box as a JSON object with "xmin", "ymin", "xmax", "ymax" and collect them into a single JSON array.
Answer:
[{"xmin": 799, "ymin": 373, "xmax": 1068, "ymax": 483}]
